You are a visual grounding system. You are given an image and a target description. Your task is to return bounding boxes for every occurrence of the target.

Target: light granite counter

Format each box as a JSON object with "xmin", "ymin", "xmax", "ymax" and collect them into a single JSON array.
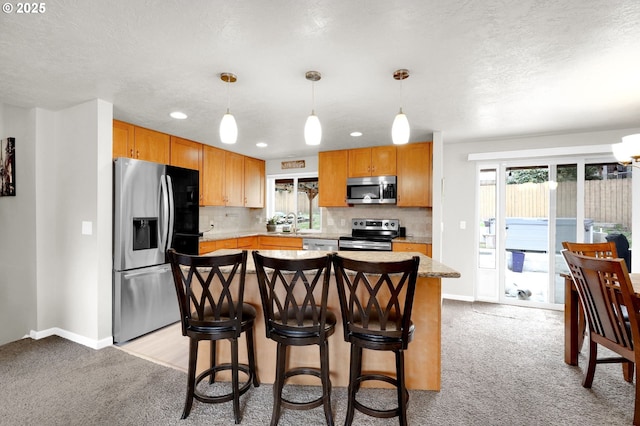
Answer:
[
  {"xmin": 211, "ymin": 249, "xmax": 458, "ymax": 278},
  {"xmin": 200, "ymin": 231, "xmax": 344, "ymax": 242},
  {"xmin": 202, "ymin": 248, "xmax": 459, "ymax": 391}
]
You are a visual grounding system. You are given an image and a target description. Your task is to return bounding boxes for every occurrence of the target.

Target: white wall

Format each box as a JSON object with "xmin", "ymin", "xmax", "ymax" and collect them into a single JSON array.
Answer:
[
  {"xmin": 440, "ymin": 128, "xmax": 640, "ymax": 300},
  {"xmin": 33, "ymin": 99, "xmax": 113, "ymax": 347},
  {"xmin": 0, "ymin": 99, "xmax": 113, "ymax": 348},
  {"xmin": 0, "ymin": 103, "xmax": 37, "ymax": 344}
]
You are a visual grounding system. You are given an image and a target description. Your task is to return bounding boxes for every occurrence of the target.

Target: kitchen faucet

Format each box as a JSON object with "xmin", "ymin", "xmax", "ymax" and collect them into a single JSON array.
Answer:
[{"xmin": 287, "ymin": 212, "xmax": 298, "ymax": 234}]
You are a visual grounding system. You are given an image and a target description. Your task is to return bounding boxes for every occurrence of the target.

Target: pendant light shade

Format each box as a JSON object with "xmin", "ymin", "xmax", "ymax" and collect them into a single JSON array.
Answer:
[
  {"xmin": 219, "ymin": 72, "xmax": 238, "ymax": 144},
  {"xmin": 392, "ymin": 108, "xmax": 410, "ymax": 145},
  {"xmin": 305, "ymin": 113, "xmax": 322, "ymax": 145},
  {"xmin": 220, "ymin": 110, "xmax": 238, "ymax": 144},
  {"xmin": 304, "ymin": 71, "xmax": 322, "ymax": 146},
  {"xmin": 392, "ymin": 69, "xmax": 410, "ymax": 145}
]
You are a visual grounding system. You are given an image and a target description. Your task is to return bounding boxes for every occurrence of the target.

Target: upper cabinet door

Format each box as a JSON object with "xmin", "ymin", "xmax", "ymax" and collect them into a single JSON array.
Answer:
[
  {"xmin": 397, "ymin": 142, "xmax": 432, "ymax": 207},
  {"xmin": 348, "ymin": 146, "xmax": 397, "ymax": 177},
  {"xmin": 319, "ymin": 150, "xmax": 348, "ymax": 207},
  {"xmin": 113, "ymin": 120, "xmax": 134, "ymax": 159},
  {"xmin": 348, "ymin": 148, "xmax": 373, "ymax": 177},
  {"xmin": 170, "ymin": 136, "xmax": 201, "ymax": 171},
  {"xmin": 370, "ymin": 145, "xmax": 396, "ymax": 176},
  {"xmin": 133, "ymin": 127, "xmax": 170, "ymax": 164},
  {"xmin": 244, "ymin": 156, "xmax": 265, "ymax": 208},
  {"xmin": 224, "ymin": 151, "xmax": 245, "ymax": 207},
  {"xmin": 201, "ymin": 145, "xmax": 226, "ymax": 206}
]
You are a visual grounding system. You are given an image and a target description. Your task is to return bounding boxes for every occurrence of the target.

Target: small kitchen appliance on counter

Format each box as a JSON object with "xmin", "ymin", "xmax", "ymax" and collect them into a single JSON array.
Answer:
[
  {"xmin": 338, "ymin": 218, "xmax": 400, "ymax": 251},
  {"xmin": 113, "ymin": 157, "xmax": 200, "ymax": 343}
]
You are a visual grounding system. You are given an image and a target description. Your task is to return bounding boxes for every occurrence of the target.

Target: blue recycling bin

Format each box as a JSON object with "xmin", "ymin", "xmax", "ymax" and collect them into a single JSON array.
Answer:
[{"xmin": 512, "ymin": 251, "xmax": 525, "ymax": 273}]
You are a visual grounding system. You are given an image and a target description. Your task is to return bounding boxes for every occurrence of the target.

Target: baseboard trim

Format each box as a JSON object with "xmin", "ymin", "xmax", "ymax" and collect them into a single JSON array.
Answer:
[
  {"xmin": 442, "ymin": 294, "xmax": 474, "ymax": 302},
  {"xmin": 30, "ymin": 328, "xmax": 113, "ymax": 350}
]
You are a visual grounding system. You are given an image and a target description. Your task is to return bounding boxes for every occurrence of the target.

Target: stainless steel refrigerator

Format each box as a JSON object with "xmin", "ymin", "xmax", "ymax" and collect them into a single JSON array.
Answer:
[{"xmin": 113, "ymin": 157, "xmax": 199, "ymax": 343}]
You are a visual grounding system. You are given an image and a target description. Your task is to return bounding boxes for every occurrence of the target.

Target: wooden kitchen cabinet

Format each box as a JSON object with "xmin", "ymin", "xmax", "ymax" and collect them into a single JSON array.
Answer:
[
  {"xmin": 258, "ymin": 236, "xmax": 303, "ymax": 250},
  {"xmin": 201, "ymin": 145, "xmax": 226, "ymax": 206},
  {"xmin": 237, "ymin": 236, "xmax": 258, "ymax": 249},
  {"xmin": 170, "ymin": 136, "xmax": 201, "ymax": 171},
  {"xmin": 113, "ymin": 120, "xmax": 170, "ymax": 163},
  {"xmin": 318, "ymin": 150, "xmax": 349, "ymax": 207},
  {"xmin": 244, "ymin": 156, "xmax": 265, "ymax": 208},
  {"xmin": 216, "ymin": 238, "xmax": 238, "ymax": 249},
  {"xmin": 393, "ymin": 242, "xmax": 432, "ymax": 257},
  {"xmin": 348, "ymin": 146, "xmax": 396, "ymax": 177},
  {"xmin": 113, "ymin": 120, "xmax": 134, "ymax": 159},
  {"xmin": 199, "ymin": 240, "xmax": 217, "ymax": 254},
  {"xmin": 225, "ymin": 151, "xmax": 245, "ymax": 207},
  {"xmin": 132, "ymin": 126, "xmax": 171, "ymax": 164},
  {"xmin": 397, "ymin": 141, "xmax": 432, "ymax": 207}
]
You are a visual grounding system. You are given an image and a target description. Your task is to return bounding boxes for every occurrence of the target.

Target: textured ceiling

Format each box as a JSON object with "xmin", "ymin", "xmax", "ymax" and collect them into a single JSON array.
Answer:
[{"xmin": 0, "ymin": 0, "xmax": 639, "ymax": 159}]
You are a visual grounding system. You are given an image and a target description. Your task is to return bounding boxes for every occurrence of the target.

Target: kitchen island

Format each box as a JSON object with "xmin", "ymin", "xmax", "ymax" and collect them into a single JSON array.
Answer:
[{"xmin": 203, "ymin": 249, "xmax": 459, "ymax": 391}]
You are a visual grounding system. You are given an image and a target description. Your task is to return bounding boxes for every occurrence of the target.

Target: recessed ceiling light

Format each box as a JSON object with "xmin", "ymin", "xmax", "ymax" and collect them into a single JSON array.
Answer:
[
  {"xmin": 170, "ymin": 111, "xmax": 188, "ymax": 119},
  {"xmin": 350, "ymin": 131, "xmax": 363, "ymax": 137},
  {"xmin": 256, "ymin": 142, "xmax": 268, "ymax": 148}
]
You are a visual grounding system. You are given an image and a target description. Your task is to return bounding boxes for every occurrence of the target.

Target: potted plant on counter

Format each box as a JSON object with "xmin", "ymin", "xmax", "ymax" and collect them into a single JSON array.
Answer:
[{"xmin": 266, "ymin": 216, "xmax": 278, "ymax": 232}]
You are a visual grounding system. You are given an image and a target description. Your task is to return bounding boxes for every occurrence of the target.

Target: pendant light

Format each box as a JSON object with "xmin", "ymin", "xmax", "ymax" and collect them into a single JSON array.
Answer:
[
  {"xmin": 392, "ymin": 69, "xmax": 410, "ymax": 145},
  {"xmin": 304, "ymin": 70, "xmax": 322, "ymax": 146},
  {"xmin": 219, "ymin": 72, "xmax": 238, "ymax": 144}
]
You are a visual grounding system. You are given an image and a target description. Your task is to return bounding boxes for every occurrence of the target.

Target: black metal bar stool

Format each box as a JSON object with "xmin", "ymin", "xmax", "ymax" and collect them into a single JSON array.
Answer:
[
  {"xmin": 332, "ymin": 253, "xmax": 420, "ymax": 426},
  {"xmin": 167, "ymin": 249, "xmax": 259, "ymax": 424},
  {"xmin": 252, "ymin": 250, "xmax": 336, "ymax": 426}
]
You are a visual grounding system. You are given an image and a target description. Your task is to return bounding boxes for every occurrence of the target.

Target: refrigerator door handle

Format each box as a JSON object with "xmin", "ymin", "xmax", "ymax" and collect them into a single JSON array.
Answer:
[
  {"xmin": 159, "ymin": 175, "xmax": 170, "ymax": 254},
  {"xmin": 166, "ymin": 175, "xmax": 175, "ymax": 252},
  {"xmin": 122, "ymin": 265, "xmax": 172, "ymax": 279}
]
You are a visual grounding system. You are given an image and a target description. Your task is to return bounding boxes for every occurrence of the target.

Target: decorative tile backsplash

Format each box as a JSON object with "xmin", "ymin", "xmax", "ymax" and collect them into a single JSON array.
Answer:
[{"xmin": 199, "ymin": 205, "xmax": 432, "ymax": 238}]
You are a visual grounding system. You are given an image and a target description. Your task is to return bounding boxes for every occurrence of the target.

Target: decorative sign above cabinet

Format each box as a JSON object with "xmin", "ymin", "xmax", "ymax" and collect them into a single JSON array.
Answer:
[{"xmin": 281, "ymin": 160, "xmax": 306, "ymax": 169}]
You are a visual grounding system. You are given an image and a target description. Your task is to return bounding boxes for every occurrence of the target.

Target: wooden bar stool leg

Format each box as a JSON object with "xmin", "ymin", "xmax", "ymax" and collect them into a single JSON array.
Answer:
[
  {"xmin": 182, "ymin": 338, "xmax": 198, "ymax": 419},
  {"xmin": 246, "ymin": 328, "xmax": 260, "ymax": 387},
  {"xmin": 209, "ymin": 340, "xmax": 217, "ymax": 384},
  {"xmin": 231, "ymin": 338, "xmax": 241, "ymax": 424},
  {"xmin": 345, "ymin": 344, "xmax": 361, "ymax": 426},
  {"xmin": 271, "ymin": 342, "xmax": 287, "ymax": 426},
  {"xmin": 320, "ymin": 340, "xmax": 334, "ymax": 426},
  {"xmin": 396, "ymin": 350, "xmax": 408, "ymax": 426}
]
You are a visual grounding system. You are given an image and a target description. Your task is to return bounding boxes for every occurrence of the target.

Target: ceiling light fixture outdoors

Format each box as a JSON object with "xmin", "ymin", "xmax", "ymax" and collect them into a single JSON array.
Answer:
[
  {"xmin": 219, "ymin": 72, "xmax": 238, "ymax": 144},
  {"xmin": 612, "ymin": 133, "xmax": 640, "ymax": 166},
  {"xmin": 304, "ymin": 70, "xmax": 322, "ymax": 146},
  {"xmin": 391, "ymin": 68, "xmax": 410, "ymax": 145}
]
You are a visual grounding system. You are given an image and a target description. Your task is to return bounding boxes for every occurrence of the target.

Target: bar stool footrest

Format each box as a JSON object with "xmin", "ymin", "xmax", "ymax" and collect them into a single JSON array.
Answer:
[
  {"xmin": 352, "ymin": 373, "xmax": 409, "ymax": 419},
  {"xmin": 193, "ymin": 363, "xmax": 254, "ymax": 404},
  {"xmin": 280, "ymin": 367, "xmax": 331, "ymax": 410}
]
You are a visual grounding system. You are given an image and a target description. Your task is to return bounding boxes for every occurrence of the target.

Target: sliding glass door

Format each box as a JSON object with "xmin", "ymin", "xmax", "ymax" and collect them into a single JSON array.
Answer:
[{"xmin": 476, "ymin": 158, "xmax": 631, "ymax": 309}]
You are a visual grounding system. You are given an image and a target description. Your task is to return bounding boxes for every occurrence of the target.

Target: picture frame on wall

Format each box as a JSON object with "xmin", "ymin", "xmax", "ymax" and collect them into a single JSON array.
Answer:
[{"xmin": 1, "ymin": 137, "xmax": 15, "ymax": 196}]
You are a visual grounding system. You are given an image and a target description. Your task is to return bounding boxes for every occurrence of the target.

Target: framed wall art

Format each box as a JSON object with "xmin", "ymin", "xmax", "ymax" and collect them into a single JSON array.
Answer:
[{"xmin": 0, "ymin": 137, "xmax": 15, "ymax": 196}]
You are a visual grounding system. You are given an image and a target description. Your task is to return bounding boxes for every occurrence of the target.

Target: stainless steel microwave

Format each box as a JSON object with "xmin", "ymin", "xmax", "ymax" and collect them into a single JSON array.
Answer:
[{"xmin": 346, "ymin": 176, "xmax": 397, "ymax": 204}]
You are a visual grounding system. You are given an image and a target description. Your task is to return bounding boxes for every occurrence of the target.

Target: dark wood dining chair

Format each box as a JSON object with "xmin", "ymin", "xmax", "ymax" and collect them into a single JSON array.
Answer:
[
  {"xmin": 252, "ymin": 251, "xmax": 336, "ymax": 426},
  {"xmin": 167, "ymin": 248, "xmax": 259, "ymax": 424},
  {"xmin": 562, "ymin": 250, "xmax": 640, "ymax": 425},
  {"xmin": 561, "ymin": 241, "xmax": 629, "ymax": 373},
  {"xmin": 332, "ymin": 253, "xmax": 420, "ymax": 426}
]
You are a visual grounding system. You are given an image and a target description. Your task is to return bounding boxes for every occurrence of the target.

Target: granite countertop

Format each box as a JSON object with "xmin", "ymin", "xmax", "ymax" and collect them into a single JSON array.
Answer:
[
  {"xmin": 201, "ymin": 231, "xmax": 431, "ymax": 244},
  {"xmin": 209, "ymin": 249, "xmax": 460, "ymax": 279}
]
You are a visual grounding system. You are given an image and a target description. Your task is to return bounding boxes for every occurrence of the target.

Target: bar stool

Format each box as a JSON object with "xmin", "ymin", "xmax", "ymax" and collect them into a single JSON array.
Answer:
[
  {"xmin": 252, "ymin": 251, "xmax": 336, "ymax": 426},
  {"xmin": 332, "ymin": 253, "xmax": 420, "ymax": 426},
  {"xmin": 167, "ymin": 249, "xmax": 259, "ymax": 424}
]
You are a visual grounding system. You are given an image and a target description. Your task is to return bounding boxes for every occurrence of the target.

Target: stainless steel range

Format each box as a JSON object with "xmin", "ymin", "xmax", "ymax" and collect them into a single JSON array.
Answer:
[{"xmin": 338, "ymin": 218, "xmax": 400, "ymax": 251}]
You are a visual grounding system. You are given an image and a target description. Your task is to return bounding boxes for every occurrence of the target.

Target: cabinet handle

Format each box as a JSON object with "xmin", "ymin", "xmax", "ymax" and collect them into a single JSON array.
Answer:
[
  {"xmin": 130, "ymin": 149, "xmax": 134, "ymax": 157},
  {"xmin": 136, "ymin": 150, "xmax": 139, "ymax": 158}
]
